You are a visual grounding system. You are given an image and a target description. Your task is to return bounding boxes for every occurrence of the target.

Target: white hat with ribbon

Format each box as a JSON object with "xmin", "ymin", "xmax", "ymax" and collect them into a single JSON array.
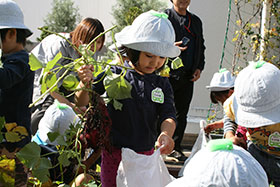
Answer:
[
  {"xmin": 206, "ymin": 68, "xmax": 236, "ymax": 91},
  {"xmin": 115, "ymin": 10, "xmax": 180, "ymax": 58},
  {"xmin": 233, "ymin": 61, "xmax": 280, "ymax": 128}
]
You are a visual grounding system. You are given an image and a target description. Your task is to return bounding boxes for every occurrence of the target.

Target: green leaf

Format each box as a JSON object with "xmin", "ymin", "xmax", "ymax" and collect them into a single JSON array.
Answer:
[
  {"xmin": 41, "ymin": 72, "xmax": 58, "ymax": 94},
  {"xmin": 92, "ymin": 64, "xmax": 104, "ymax": 78},
  {"xmin": 73, "ymin": 58, "xmax": 85, "ymax": 71},
  {"xmin": 103, "ymin": 73, "xmax": 132, "ymax": 100},
  {"xmin": 62, "ymin": 74, "xmax": 79, "ymax": 91},
  {"xmin": 113, "ymin": 99, "xmax": 123, "ymax": 110},
  {"xmin": 16, "ymin": 142, "xmax": 41, "ymax": 169},
  {"xmin": 29, "ymin": 53, "xmax": 44, "ymax": 71},
  {"xmin": 58, "ymin": 152, "xmax": 70, "ymax": 167},
  {"xmin": 44, "ymin": 52, "xmax": 62, "ymax": 73},
  {"xmin": 47, "ymin": 132, "xmax": 60, "ymax": 142},
  {"xmin": 32, "ymin": 157, "xmax": 52, "ymax": 183},
  {"xmin": 171, "ymin": 57, "xmax": 184, "ymax": 70},
  {"xmin": 56, "ymin": 135, "xmax": 67, "ymax": 146}
]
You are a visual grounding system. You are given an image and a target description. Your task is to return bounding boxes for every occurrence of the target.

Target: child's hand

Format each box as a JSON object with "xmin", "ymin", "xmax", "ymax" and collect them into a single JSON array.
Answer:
[
  {"xmin": 225, "ymin": 131, "xmax": 247, "ymax": 149},
  {"xmin": 155, "ymin": 132, "xmax": 174, "ymax": 155},
  {"xmin": 78, "ymin": 65, "xmax": 94, "ymax": 84}
]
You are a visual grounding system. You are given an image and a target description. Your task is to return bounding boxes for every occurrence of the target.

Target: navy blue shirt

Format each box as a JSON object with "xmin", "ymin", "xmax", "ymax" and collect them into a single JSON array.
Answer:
[
  {"xmin": 93, "ymin": 61, "xmax": 176, "ymax": 152},
  {"xmin": 0, "ymin": 50, "xmax": 34, "ymax": 148}
]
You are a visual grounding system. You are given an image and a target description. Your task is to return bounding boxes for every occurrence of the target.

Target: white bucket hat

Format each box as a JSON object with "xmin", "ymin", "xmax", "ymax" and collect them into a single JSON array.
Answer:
[
  {"xmin": 37, "ymin": 100, "xmax": 80, "ymax": 146},
  {"xmin": 0, "ymin": 0, "xmax": 32, "ymax": 37},
  {"xmin": 233, "ymin": 61, "xmax": 280, "ymax": 128},
  {"xmin": 115, "ymin": 10, "xmax": 180, "ymax": 58},
  {"xmin": 167, "ymin": 141, "xmax": 269, "ymax": 187},
  {"xmin": 206, "ymin": 69, "xmax": 236, "ymax": 91}
]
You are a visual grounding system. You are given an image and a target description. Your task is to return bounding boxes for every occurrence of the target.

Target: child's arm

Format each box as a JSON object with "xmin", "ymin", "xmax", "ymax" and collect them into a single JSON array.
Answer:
[
  {"xmin": 223, "ymin": 113, "xmax": 246, "ymax": 148},
  {"xmin": 156, "ymin": 118, "xmax": 176, "ymax": 155},
  {"xmin": 204, "ymin": 120, "xmax": 224, "ymax": 133},
  {"xmin": 75, "ymin": 65, "xmax": 94, "ymax": 107}
]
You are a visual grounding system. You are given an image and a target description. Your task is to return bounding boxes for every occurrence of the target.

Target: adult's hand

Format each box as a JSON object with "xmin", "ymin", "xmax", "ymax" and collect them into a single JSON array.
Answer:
[
  {"xmin": 191, "ymin": 69, "xmax": 201, "ymax": 81},
  {"xmin": 174, "ymin": 41, "xmax": 188, "ymax": 51}
]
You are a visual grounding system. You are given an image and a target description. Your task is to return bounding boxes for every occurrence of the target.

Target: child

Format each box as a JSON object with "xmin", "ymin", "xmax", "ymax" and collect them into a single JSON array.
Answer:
[
  {"xmin": 32, "ymin": 99, "xmax": 80, "ymax": 146},
  {"xmin": 167, "ymin": 139, "xmax": 269, "ymax": 187},
  {"xmin": 0, "ymin": 0, "xmax": 33, "ymax": 150},
  {"xmin": 225, "ymin": 61, "xmax": 280, "ymax": 186},
  {"xmin": 204, "ymin": 69, "xmax": 247, "ymax": 148},
  {"xmin": 75, "ymin": 10, "xmax": 180, "ymax": 187},
  {"xmin": 0, "ymin": 0, "xmax": 34, "ymax": 185},
  {"xmin": 31, "ymin": 17, "xmax": 105, "ymax": 134},
  {"xmin": 32, "ymin": 100, "xmax": 98, "ymax": 185}
]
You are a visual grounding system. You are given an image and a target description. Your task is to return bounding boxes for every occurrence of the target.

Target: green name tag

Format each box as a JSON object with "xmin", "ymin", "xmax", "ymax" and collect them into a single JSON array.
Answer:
[
  {"xmin": 268, "ymin": 132, "xmax": 280, "ymax": 148},
  {"xmin": 151, "ymin": 88, "xmax": 164, "ymax": 104}
]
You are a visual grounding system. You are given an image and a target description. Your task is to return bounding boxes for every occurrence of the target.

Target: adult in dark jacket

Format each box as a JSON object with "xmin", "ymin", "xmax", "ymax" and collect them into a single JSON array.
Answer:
[{"xmin": 165, "ymin": 0, "xmax": 206, "ymax": 161}]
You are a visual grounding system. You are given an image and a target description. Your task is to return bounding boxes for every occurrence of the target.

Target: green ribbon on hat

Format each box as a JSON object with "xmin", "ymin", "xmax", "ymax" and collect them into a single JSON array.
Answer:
[
  {"xmin": 54, "ymin": 99, "xmax": 69, "ymax": 110},
  {"xmin": 150, "ymin": 11, "xmax": 168, "ymax": 19},
  {"xmin": 249, "ymin": 60, "xmax": 266, "ymax": 69},
  {"xmin": 219, "ymin": 68, "xmax": 227, "ymax": 73},
  {"xmin": 207, "ymin": 139, "xmax": 233, "ymax": 152},
  {"xmin": 254, "ymin": 60, "xmax": 266, "ymax": 69}
]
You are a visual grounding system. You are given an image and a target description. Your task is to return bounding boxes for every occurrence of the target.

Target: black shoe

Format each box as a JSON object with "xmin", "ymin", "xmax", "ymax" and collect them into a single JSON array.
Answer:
[{"xmin": 167, "ymin": 150, "xmax": 187, "ymax": 162}]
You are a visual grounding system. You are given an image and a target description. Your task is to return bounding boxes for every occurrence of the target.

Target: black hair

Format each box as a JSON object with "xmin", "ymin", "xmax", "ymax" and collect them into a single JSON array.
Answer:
[
  {"xmin": 210, "ymin": 88, "xmax": 234, "ymax": 104},
  {"xmin": 125, "ymin": 47, "xmax": 141, "ymax": 66},
  {"xmin": 0, "ymin": 28, "xmax": 27, "ymax": 46},
  {"xmin": 170, "ymin": 0, "xmax": 173, "ymax": 2}
]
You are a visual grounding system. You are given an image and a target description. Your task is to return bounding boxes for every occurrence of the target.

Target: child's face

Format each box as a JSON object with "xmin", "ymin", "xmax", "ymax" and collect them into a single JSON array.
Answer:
[
  {"xmin": 173, "ymin": 0, "xmax": 191, "ymax": 10},
  {"xmin": 1, "ymin": 29, "xmax": 22, "ymax": 54},
  {"xmin": 89, "ymin": 37, "xmax": 103, "ymax": 52},
  {"xmin": 135, "ymin": 52, "xmax": 166, "ymax": 74}
]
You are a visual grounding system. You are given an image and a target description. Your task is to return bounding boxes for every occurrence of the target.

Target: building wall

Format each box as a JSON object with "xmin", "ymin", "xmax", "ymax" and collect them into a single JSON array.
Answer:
[{"xmin": 14, "ymin": 0, "xmax": 230, "ymax": 134}]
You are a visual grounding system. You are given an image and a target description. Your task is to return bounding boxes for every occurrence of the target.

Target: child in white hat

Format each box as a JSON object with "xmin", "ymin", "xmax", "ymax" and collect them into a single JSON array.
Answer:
[
  {"xmin": 166, "ymin": 139, "xmax": 269, "ymax": 187},
  {"xmin": 75, "ymin": 10, "xmax": 180, "ymax": 187},
  {"xmin": 224, "ymin": 61, "xmax": 280, "ymax": 186},
  {"xmin": 205, "ymin": 69, "xmax": 247, "ymax": 148}
]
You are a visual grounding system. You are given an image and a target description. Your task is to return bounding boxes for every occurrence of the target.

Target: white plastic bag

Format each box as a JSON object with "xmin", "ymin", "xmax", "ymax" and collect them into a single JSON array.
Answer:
[
  {"xmin": 178, "ymin": 120, "xmax": 210, "ymax": 177},
  {"xmin": 116, "ymin": 147, "xmax": 174, "ymax": 187}
]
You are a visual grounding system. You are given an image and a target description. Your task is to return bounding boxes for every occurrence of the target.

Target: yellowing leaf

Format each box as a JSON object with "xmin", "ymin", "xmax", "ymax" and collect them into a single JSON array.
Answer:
[
  {"xmin": 0, "ymin": 157, "xmax": 15, "ymax": 172},
  {"xmin": 13, "ymin": 126, "xmax": 28, "ymax": 137},
  {"xmin": 5, "ymin": 132, "xmax": 22, "ymax": 142},
  {"xmin": 5, "ymin": 123, "xmax": 17, "ymax": 131}
]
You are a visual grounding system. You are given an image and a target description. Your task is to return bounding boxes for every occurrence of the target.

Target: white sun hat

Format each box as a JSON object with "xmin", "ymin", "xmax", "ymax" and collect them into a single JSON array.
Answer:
[
  {"xmin": 115, "ymin": 10, "xmax": 180, "ymax": 58},
  {"xmin": 0, "ymin": 0, "xmax": 32, "ymax": 37},
  {"xmin": 233, "ymin": 61, "xmax": 280, "ymax": 128},
  {"xmin": 206, "ymin": 68, "xmax": 236, "ymax": 91},
  {"xmin": 37, "ymin": 100, "xmax": 80, "ymax": 146},
  {"xmin": 167, "ymin": 140, "xmax": 269, "ymax": 187}
]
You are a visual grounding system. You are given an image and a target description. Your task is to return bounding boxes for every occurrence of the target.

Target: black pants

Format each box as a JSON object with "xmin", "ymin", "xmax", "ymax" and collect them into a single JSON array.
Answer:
[{"xmin": 169, "ymin": 74, "xmax": 194, "ymax": 151}]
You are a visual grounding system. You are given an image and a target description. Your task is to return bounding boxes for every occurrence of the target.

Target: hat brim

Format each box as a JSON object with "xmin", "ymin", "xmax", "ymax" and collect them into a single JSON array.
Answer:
[
  {"xmin": 206, "ymin": 86, "xmax": 233, "ymax": 92},
  {"xmin": 233, "ymin": 95, "xmax": 280, "ymax": 128},
  {"xmin": 0, "ymin": 25, "xmax": 32, "ymax": 38},
  {"xmin": 115, "ymin": 25, "xmax": 180, "ymax": 58},
  {"xmin": 123, "ymin": 42, "xmax": 180, "ymax": 58}
]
